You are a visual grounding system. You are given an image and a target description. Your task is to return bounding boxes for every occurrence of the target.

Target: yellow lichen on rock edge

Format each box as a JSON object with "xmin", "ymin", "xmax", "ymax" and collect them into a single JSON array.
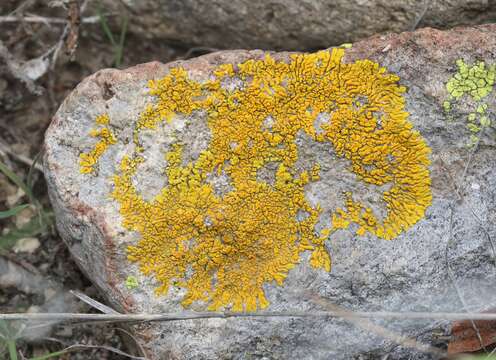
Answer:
[
  {"xmin": 79, "ymin": 114, "xmax": 116, "ymax": 173},
  {"xmin": 82, "ymin": 48, "xmax": 432, "ymax": 311}
]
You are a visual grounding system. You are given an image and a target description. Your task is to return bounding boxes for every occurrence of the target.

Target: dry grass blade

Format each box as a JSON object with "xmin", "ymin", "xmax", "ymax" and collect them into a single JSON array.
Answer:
[
  {"xmin": 28, "ymin": 343, "xmax": 146, "ymax": 360},
  {"xmin": 114, "ymin": 327, "xmax": 148, "ymax": 359},
  {"xmin": 0, "ymin": 159, "xmax": 53, "ymax": 250},
  {"xmin": 97, "ymin": 4, "xmax": 128, "ymax": 67},
  {"xmin": 308, "ymin": 294, "xmax": 444, "ymax": 356},
  {"xmin": 0, "ymin": 159, "xmax": 35, "ymax": 205},
  {"xmin": 4, "ymin": 311, "xmax": 496, "ymax": 324},
  {"xmin": 69, "ymin": 290, "xmax": 119, "ymax": 314},
  {"xmin": 0, "ymin": 15, "xmax": 101, "ymax": 25},
  {"xmin": 0, "ymin": 204, "xmax": 29, "ymax": 219}
]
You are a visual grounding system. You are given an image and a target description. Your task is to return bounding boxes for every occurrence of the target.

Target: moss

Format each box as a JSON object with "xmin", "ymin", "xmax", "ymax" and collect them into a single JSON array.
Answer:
[
  {"xmin": 81, "ymin": 48, "xmax": 432, "ymax": 312},
  {"xmin": 443, "ymin": 59, "xmax": 495, "ymax": 146}
]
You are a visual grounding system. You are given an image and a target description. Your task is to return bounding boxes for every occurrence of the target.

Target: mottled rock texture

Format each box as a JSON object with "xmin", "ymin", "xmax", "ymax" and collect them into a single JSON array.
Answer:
[
  {"xmin": 101, "ymin": 0, "xmax": 496, "ymax": 50},
  {"xmin": 44, "ymin": 25, "xmax": 496, "ymax": 359}
]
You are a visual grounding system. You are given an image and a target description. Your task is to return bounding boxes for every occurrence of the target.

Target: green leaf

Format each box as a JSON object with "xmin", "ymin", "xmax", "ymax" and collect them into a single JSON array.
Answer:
[
  {"xmin": 0, "ymin": 213, "xmax": 52, "ymax": 250},
  {"xmin": 97, "ymin": 5, "xmax": 116, "ymax": 47},
  {"xmin": 29, "ymin": 349, "xmax": 69, "ymax": 360},
  {"xmin": 7, "ymin": 340, "xmax": 17, "ymax": 360},
  {"xmin": 97, "ymin": 3, "xmax": 128, "ymax": 68},
  {"xmin": 115, "ymin": 16, "xmax": 128, "ymax": 67},
  {"xmin": 0, "ymin": 320, "xmax": 18, "ymax": 360},
  {"xmin": 0, "ymin": 160, "xmax": 35, "ymax": 205},
  {"xmin": 0, "ymin": 204, "xmax": 29, "ymax": 220}
]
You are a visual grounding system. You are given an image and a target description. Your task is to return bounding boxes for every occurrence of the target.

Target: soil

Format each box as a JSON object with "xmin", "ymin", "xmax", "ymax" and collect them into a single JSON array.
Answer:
[{"xmin": 0, "ymin": 1, "xmax": 209, "ymax": 358}]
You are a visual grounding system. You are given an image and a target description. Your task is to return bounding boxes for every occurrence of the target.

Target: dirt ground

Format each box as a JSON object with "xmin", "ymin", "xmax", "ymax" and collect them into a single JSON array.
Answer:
[{"xmin": 0, "ymin": 1, "xmax": 206, "ymax": 358}]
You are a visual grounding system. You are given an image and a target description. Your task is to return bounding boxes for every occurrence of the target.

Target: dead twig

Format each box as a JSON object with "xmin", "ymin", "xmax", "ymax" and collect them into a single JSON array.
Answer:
[
  {"xmin": 69, "ymin": 290, "xmax": 119, "ymax": 314},
  {"xmin": 0, "ymin": 14, "xmax": 102, "ymax": 25},
  {"xmin": 309, "ymin": 295, "xmax": 443, "ymax": 356},
  {"xmin": 50, "ymin": 0, "xmax": 89, "ymax": 69},
  {"xmin": 68, "ymin": 292, "xmax": 147, "ymax": 356},
  {"xmin": 411, "ymin": 0, "xmax": 429, "ymax": 30},
  {"xmin": 114, "ymin": 327, "xmax": 148, "ymax": 359},
  {"xmin": 38, "ymin": 339, "xmax": 147, "ymax": 360},
  {"xmin": 0, "ymin": 5, "xmax": 91, "ymax": 96},
  {"xmin": 7, "ymin": 0, "xmax": 36, "ymax": 16},
  {"xmin": 65, "ymin": 0, "xmax": 81, "ymax": 59},
  {"xmin": 6, "ymin": 311, "xmax": 496, "ymax": 324}
]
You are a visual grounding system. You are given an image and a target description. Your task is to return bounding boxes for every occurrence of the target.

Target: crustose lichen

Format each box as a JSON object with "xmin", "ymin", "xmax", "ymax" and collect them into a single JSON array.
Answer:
[
  {"xmin": 79, "ymin": 113, "xmax": 116, "ymax": 173},
  {"xmin": 80, "ymin": 48, "xmax": 432, "ymax": 312},
  {"xmin": 443, "ymin": 59, "xmax": 495, "ymax": 146}
]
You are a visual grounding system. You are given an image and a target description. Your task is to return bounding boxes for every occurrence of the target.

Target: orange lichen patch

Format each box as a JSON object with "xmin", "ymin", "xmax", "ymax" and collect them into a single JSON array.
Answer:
[
  {"xmin": 86, "ymin": 48, "xmax": 432, "ymax": 311},
  {"xmin": 79, "ymin": 114, "xmax": 116, "ymax": 174}
]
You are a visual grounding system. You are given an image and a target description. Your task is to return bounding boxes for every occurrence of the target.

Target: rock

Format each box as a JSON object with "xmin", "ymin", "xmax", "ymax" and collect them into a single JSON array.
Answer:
[
  {"xmin": 13, "ymin": 237, "xmax": 40, "ymax": 254},
  {"xmin": 99, "ymin": 0, "xmax": 496, "ymax": 50},
  {"xmin": 43, "ymin": 24, "xmax": 496, "ymax": 359},
  {"xmin": 0, "ymin": 257, "xmax": 78, "ymax": 341}
]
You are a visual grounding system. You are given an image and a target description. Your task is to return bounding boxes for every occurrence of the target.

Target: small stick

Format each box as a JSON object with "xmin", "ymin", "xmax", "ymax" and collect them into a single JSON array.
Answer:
[
  {"xmin": 0, "ymin": 15, "xmax": 102, "ymax": 25},
  {"xmin": 310, "ymin": 295, "xmax": 442, "ymax": 355},
  {"xmin": 69, "ymin": 290, "xmax": 120, "ymax": 314},
  {"xmin": 5, "ymin": 311, "xmax": 496, "ymax": 323}
]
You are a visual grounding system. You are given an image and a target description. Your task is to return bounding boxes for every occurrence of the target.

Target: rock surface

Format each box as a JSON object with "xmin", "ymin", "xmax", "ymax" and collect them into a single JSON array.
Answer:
[
  {"xmin": 44, "ymin": 24, "xmax": 496, "ymax": 359},
  {"xmin": 101, "ymin": 0, "xmax": 496, "ymax": 50}
]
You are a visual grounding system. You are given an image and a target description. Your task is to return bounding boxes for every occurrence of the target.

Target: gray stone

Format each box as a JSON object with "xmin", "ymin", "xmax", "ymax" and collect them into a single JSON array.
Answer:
[
  {"xmin": 44, "ymin": 25, "xmax": 496, "ymax": 359},
  {"xmin": 100, "ymin": 0, "xmax": 496, "ymax": 50}
]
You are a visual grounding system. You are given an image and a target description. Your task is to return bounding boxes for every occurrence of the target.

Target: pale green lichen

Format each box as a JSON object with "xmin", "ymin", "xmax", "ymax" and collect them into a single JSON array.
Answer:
[
  {"xmin": 443, "ymin": 59, "xmax": 495, "ymax": 146},
  {"xmin": 125, "ymin": 275, "xmax": 139, "ymax": 290},
  {"xmin": 446, "ymin": 59, "xmax": 495, "ymax": 100}
]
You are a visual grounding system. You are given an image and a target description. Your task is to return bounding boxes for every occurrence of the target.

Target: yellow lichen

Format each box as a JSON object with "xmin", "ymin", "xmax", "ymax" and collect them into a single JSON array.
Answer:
[
  {"xmin": 79, "ymin": 114, "xmax": 116, "ymax": 173},
  {"xmin": 82, "ymin": 48, "xmax": 432, "ymax": 311}
]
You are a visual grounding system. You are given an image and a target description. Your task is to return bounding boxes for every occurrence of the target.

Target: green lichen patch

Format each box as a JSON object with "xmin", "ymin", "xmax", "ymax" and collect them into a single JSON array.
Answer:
[
  {"xmin": 443, "ymin": 59, "xmax": 495, "ymax": 146},
  {"xmin": 125, "ymin": 275, "xmax": 139, "ymax": 290}
]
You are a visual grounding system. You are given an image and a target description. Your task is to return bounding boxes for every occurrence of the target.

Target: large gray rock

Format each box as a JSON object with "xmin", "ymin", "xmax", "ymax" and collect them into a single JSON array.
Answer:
[
  {"xmin": 102, "ymin": 0, "xmax": 496, "ymax": 50},
  {"xmin": 44, "ymin": 25, "xmax": 496, "ymax": 359}
]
